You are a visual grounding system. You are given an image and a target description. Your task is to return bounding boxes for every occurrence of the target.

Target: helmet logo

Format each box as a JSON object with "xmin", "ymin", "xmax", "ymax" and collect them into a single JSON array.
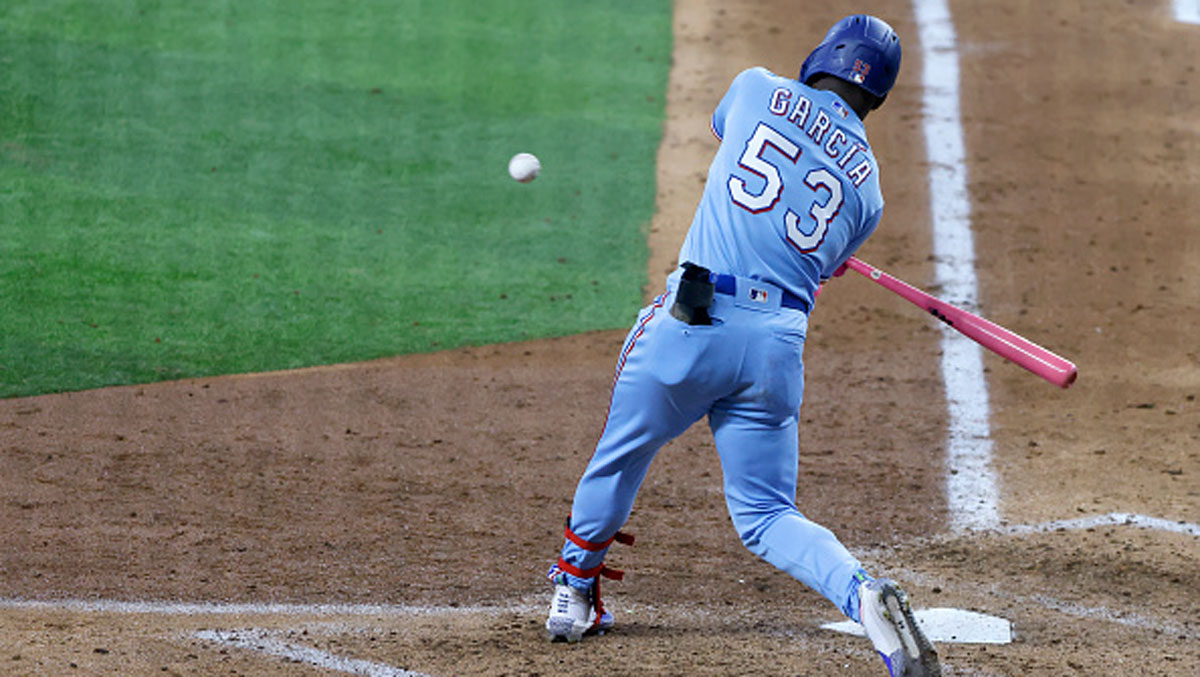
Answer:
[{"xmin": 851, "ymin": 59, "xmax": 871, "ymax": 84}]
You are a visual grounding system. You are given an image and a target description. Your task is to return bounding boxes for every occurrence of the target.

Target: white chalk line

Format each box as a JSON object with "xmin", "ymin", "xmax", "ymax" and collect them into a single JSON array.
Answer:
[
  {"xmin": 895, "ymin": 572, "xmax": 1197, "ymax": 640},
  {"xmin": 880, "ymin": 511, "xmax": 1200, "ymax": 640},
  {"xmin": 913, "ymin": 0, "xmax": 999, "ymax": 533},
  {"xmin": 1175, "ymin": 0, "xmax": 1200, "ymax": 25},
  {"xmin": 195, "ymin": 629, "xmax": 429, "ymax": 677},
  {"xmin": 1026, "ymin": 595, "xmax": 1195, "ymax": 638},
  {"xmin": 0, "ymin": 597, "xmax": 541, "ymax": 617},
  {"xmin": 888, "ymin": 556, "xmax": 1197, "ymax": 640},
  {"xmin": 0, "ymin": 598, "xmax": 537, "ymax": 676},
  {"xmin": 998, "ymin": 511, "xmax": 1200, "ymax": 537},
  {"xmin": 0, "ymin": 596, "xmax": 538, "ymax": 674}
]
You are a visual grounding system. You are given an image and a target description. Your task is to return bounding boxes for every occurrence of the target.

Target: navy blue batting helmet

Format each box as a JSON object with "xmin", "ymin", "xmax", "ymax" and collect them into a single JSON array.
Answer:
[{"xmin": 799, "ymin": 15, "xmax": 902, "ymax": 101}]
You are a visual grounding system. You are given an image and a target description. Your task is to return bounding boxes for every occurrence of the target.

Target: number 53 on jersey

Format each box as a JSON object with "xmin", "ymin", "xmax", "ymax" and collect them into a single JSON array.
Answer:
[{"xmin": 727, "ymin": 122, "xmax": 845, "ymax": 253}]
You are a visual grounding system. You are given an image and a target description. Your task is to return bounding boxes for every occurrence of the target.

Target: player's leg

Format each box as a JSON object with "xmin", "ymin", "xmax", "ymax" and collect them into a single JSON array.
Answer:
[
  {"xmin": 709, "ymin": 316, "xmax": 942, "ymax": 675},
  {"xmin": 710, "ymin": 400, "xmax": 870, "ymax": 621},
  {"xmin": 562, "ymin": 315, "xmax": 722, "ymax": 567},
  {"xmin": 708, "ymin": 314, "xmax": 869, "ymax": 621},
  {"xmin": 548, "ymin": 295, "xmax": 720, "ymax": 640}
]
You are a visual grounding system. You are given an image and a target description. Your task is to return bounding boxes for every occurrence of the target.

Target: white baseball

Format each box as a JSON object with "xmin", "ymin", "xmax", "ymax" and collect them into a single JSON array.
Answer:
[{"xmin": 508, "ymin": 152, "xmax": 541, "ymax": 183}]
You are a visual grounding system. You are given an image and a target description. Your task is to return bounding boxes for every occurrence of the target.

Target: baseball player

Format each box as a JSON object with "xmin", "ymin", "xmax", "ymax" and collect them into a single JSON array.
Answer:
[{"xmin": 544, "ymin": 15, "xmax": 940, "ymax": 676}]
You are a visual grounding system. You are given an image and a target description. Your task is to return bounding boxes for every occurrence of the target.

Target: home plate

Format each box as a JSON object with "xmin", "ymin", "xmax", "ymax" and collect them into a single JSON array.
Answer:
[{"xmin": 822, "ymin": 608, "xmax": 1013, "ymax": 644}]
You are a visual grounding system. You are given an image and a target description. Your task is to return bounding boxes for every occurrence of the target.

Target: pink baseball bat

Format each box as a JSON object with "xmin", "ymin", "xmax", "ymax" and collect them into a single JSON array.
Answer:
[{"xmin": 844, "ymin": 257, "xmax": 1078, "ymax": 388}]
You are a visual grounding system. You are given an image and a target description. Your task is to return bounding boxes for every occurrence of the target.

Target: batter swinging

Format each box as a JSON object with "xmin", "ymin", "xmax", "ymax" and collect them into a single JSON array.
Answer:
[{"xmin": 545, "ymin": 15, "xmax": 941, "ymax": 676}]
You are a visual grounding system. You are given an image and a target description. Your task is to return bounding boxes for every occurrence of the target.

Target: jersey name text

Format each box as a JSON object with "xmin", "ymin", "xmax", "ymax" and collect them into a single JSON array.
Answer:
[{"xmin": 766, "ymin": 87, "xmax": 874, "ymax": 187}]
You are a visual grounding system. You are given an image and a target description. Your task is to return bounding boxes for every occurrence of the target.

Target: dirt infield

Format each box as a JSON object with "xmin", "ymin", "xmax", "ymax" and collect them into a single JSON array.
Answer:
[{"xmin": 2, "ymin": 1, "xmax": 1198, "ymax": 674}]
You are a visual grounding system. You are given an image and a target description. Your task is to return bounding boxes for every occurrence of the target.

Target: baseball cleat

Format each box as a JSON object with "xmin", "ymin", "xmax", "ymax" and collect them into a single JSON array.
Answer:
[
  {"xmin": 859, "ymin": 578, "xmax": 941, "ymax": 676},
  {"xmin": 594, "ymin": 608, "xmax": 614, "ymax": 633},
  {"xmin": 546, "ymin": 584, "xmax": 593, "ymax": 643}
]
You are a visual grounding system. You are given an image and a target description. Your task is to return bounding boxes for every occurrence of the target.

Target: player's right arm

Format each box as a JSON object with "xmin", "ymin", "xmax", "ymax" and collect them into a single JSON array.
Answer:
[{"xmin": 823, "ymin": 206, "xmax": 882, "ymax": 281}]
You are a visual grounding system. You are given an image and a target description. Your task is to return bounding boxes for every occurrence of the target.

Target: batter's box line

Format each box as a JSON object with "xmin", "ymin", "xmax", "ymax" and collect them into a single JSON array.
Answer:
[
  {"xmin": 993, "ymin": 512, "xmax": 1200, "ymax": 538},
  {"xmin": 878, "ymin": 564, "xmax": 1197, "ymax": 641},
  {"xmin": 0, "ymin": 597, "xmax": 543, "ymax": 617},
  {"xmin": 853, "ymin": 510, "xmax": 1199, "ymax": 564},
  {"xmin": 193, "ymin": 628, "xmax": 429, "ymax": 677}
]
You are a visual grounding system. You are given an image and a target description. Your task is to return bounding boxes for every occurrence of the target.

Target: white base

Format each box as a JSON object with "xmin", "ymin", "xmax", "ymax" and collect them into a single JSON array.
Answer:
[{"xmin": 822, "ymin": 607, "xmax": 1013, "ymax": 645}]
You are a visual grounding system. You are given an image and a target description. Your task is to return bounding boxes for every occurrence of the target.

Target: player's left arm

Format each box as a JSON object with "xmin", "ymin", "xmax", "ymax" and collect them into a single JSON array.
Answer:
[
  {"xmin": 710, "ymin": 82, "xmax": 737, "ymax": 140},
  {"xmin": 711, "ymin": 68, "xmax": 765, "ymax": 140}
]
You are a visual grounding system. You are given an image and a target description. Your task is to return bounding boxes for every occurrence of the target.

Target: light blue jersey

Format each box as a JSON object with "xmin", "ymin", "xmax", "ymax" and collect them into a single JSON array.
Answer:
[{"xmin": 679, "ymin": 67, "xmax": 883, "ymax": 310}]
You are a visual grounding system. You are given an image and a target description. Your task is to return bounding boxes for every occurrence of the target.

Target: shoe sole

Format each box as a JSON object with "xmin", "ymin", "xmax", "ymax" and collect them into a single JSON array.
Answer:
[
  {"xmin": 546, "ymin": 616, "xmax": 586, "ymax": 643},
  {"xmin": 547, "ymin": 613, "xmax": 614, "ymax": 642},
  {"xmin": 880, "ymin": 583, "xmax": 942, "ymax": 677}
]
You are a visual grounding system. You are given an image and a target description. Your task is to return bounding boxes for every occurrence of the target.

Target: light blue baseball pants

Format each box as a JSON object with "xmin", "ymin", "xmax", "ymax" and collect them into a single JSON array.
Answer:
[{"xmin": 556, "ymin": 274, "xmax": 870, "ymax": 622}]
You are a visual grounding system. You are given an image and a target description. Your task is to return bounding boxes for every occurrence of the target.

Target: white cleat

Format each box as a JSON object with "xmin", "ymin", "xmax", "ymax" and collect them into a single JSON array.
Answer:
[
  {"xmin": 859, "ymin": 578, "xmax": 942, "ymax": 676},
  {"xmin": 546, "ymin": 584, "xmax": 593, "ymax": 643}
]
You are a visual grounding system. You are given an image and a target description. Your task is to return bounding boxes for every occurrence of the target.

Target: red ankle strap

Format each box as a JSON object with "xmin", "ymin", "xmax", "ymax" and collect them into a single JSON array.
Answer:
[
  {"xmin": 557, "ymin": 514, "xmax": 635, "ymax": 586},
  {"xmin": 563, "ymin": 516, "xmax": 636, "ymax": 552},
  {"xmin": 556, "ymin": 556, "xmax": 625, "ymax": 581}
]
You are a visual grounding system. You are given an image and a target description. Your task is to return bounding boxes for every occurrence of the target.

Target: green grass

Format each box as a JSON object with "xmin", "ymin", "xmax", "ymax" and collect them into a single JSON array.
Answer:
[{"xmin": 0, "ymin": 0, "xmax": 672, "ymax": 397}]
